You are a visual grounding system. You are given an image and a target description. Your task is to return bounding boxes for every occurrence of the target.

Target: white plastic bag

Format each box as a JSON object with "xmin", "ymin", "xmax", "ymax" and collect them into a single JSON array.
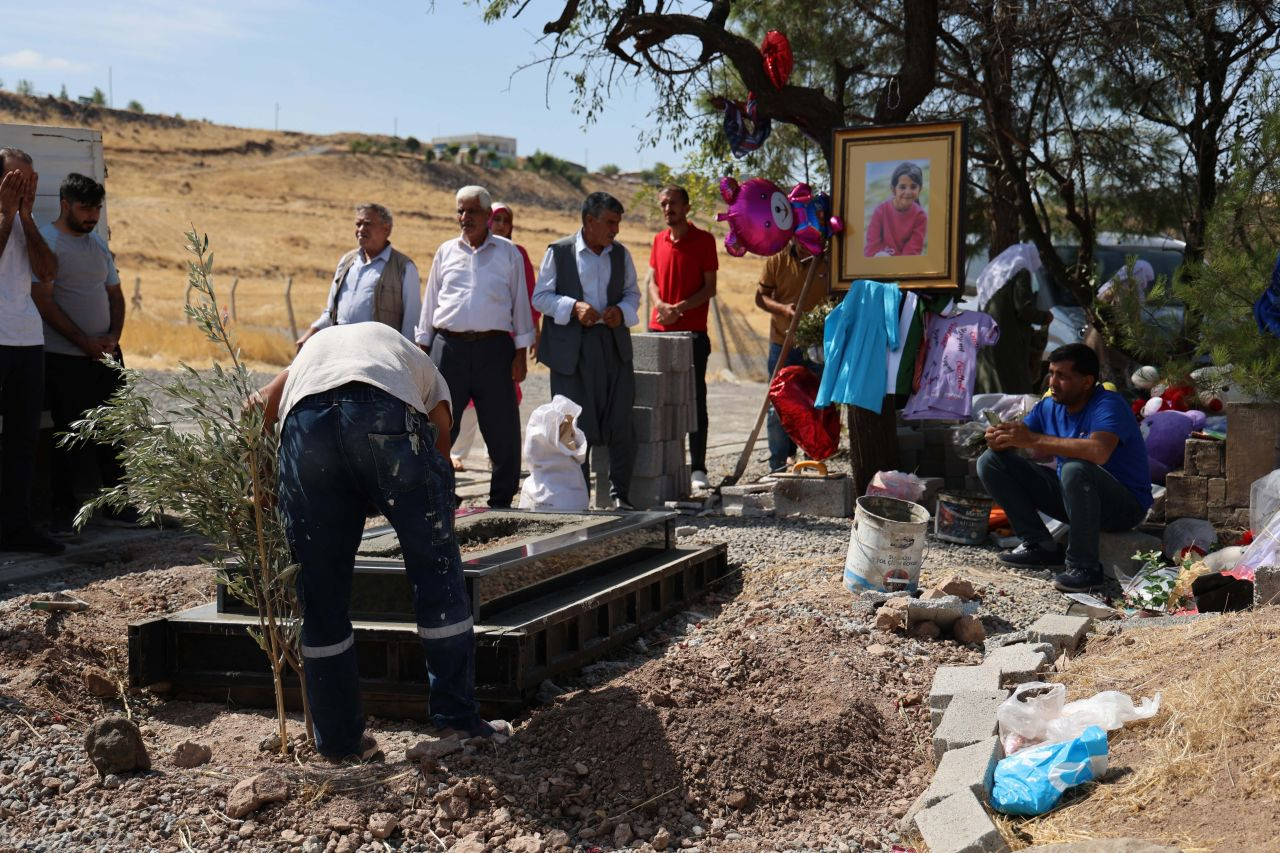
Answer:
[
  {"xmin": 1251, "ymin": 469, "xmax": 1280, "ymax": 535},
  {"xmin": 996, "ymin": 682, "xmax": 1067, "ymax": 756},
  {"xmin": 517, "ymin": 395, "xmax": 589, "ymax": 511},
  {"xmin": 865, "ymin": 470, "xmax": 926, "ymax": 502},
  {"xmin": 997, "ymin": 681, "xmax": 1160, "ymax": 755},
  {"xmin": 1235, "ymin": 507, "xmax": 1280, "ymax": 582},
  {"xmin": 1044, "ymin": 690, "xmax": 1161, "ymax": 744}
]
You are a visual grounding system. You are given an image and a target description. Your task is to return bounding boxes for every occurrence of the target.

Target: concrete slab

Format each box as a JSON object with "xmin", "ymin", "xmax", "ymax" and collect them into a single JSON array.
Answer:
[
  {"xmin": 907, "ymin": 595, "xmax": 965, "ymax": 629},
  {"xmin": 772, "ymin": 475, "xmax": 853, "ymax": 518},
  {"xmin": 933, "ymin": 690, "xmax": 1009, "ymax": 760},
  {"xmin": 1026, "ymin": 614, "xmax": 1093, "ymax": 656},
  {"xmin": 929, "ymin": 665, "xmax": 1002, "ymax": 712},
  {"xmin": 914, "ymin": 789, "xmax": 1009, "ymax": 853},
  {"xmin": 981, "ymin": 642, "xmax": 1055, "ymax": 687}
]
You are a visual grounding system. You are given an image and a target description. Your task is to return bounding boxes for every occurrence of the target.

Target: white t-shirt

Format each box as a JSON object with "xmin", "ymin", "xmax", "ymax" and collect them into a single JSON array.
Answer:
[
  {"xmin": 0, "ymin": 224, "xmax": 43, "ymax": 346},
  {"xmin": 278, "ymin": 323, "xmax": 452, "ymax": 427}
]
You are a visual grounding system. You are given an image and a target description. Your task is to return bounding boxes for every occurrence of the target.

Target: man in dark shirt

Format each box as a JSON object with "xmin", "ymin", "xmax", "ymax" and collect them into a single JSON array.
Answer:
[{"xmin": 978, "ymin": 343, "xmax": 1152, "ymax": 592}]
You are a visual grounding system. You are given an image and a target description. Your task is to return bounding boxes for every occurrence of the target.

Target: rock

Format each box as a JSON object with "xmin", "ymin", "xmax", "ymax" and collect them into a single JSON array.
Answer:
[
  {"xmin": 867, "ymin": 643, "xmax": 891, "ymax": 656},
  {"xmin": 406, "ymin": 736, "xmax": 462, "ymax": 764},
  {"xmin": 907, "ymin": 620, "xmax": 942, "ymax": 640},
  {"xmin": 614, "ymin": 822, "xmax": 634, "ymax": 847},
  {"xmin": 932, "ymin": 574, "xmax": 977, "ymax": 601},
  {"xmin": 491, "ymin": 806, "xmax": 512, "ymax": 826},
  {"xmin": 102, "ymin": 773, "xmax": 121, "ymax": 789},
  {"xmin": 574, "ymin": 761, "xmax": 589, "ymax": 776},
  {"xmin": 874, "ymin": 597, "xmax": 910, "ymax": 631},
  {"xmin": 919, "ymin": 588, "xmax": 949, "ymax": 600},
  {"xmin": 225, "ymin": 770, "xmax": 288, "ymax": 819},
  {"xmin": 280, "ymin": 829, "xmax": 303, "ymax": 844},
  {"xmin": 952, "ymin": 614, "xmax": 987, "ymax": 645},
  {"xmin": 84, "ymin": 716, "xmax": 150, "ymax": 777},
  {"xmin": 368, "ymin": 812, "xmax": 397, "ymax": 839},
  {"xmin": 171, "ymin": 740, "xmax": 212, "ymax": 768},
  {"xmin": 82, "ymin": 668, "xmax": 116, "ymax": 698},
  {"xmin": 652, "ymin": 826, "xmax": 673, "ymax": 851},
  {"xmin": 649, "ymin": 689, "xmax": 676, "ymax": 707},
  {"xmin": 544, "ymin": 828, "xmax": 571, "ymax": 849},
  {"xmin": 449, "ymin": 831, "xmax": 487, "ymax": 853},
  {"xmin": 726, "ymin": 789, "xmax": 749, "ymax": 810},
  {"xmin": 507, "ymin": 836, "xmax": 544, "ymax": 853}
]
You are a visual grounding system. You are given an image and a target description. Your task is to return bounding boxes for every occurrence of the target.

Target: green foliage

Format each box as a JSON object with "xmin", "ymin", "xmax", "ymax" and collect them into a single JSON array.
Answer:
[
  {"xmin": 599, "ymin": 163, "xmax": 620, "ymax": 177},
  {"xmin": 404, "ymin": 135, "xmax": 421, "ymax": 153},
  {"xmin": 424, "ymin": 148, "xmax": 435, "ymax": 163},
  {"xmin": 68, "ymin": 230, "xmax": 310, "ymax": 750},
  {"xmin": 524, "ymin": 149, "xmax": 584, "ymax": 188},
  {"xmin": 126, "ymin": 99, "xmax": 144, "ymax": 113},
  {"xmin": 348, "ymin": 138, "xmax": 373, "ymax": 154},
  {"xmin": 1170, "ymin": 94, "xmax": 1280, "ymax": 400},
  {"xmin": 15, "ymin": 79, "xmax": 34, "ymax": 96},
  {"xmin": 794, "ymin": 301, "xmax": 835, "ymax": 349},
  {"xmin": 91, "ymin": 87, "xmax": 106, "ymax": 105},
  {"xmin": 633, "ymin": 162, "xmax": 722, "ymax": 233}
]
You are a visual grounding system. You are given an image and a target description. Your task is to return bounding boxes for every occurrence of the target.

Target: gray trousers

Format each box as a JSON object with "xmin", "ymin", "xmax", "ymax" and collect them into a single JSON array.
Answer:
[{"xmin": 550, "ymin": 325, "xmax": 635, "ymax": 503}]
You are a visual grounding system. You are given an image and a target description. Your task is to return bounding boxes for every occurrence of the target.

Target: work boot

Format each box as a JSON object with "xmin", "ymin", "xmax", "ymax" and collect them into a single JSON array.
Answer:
[{"xmin": 997, "ymin": 541, "xmax": 1065, "ymax": 570}]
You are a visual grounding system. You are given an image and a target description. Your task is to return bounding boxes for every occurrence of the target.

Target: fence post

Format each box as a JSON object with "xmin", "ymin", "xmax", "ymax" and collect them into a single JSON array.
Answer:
[
  {"xmin": 131, "ymin": 275, "xmax": 142, "ymax": 312},
  {"xmin": 230, "ymin": 277, "xmax": 240, "ymax": 322},
  {"xmin": 711, "ymin": 297, "xmax": 734, "ymax": 372},
  {"xmin": 284, "ymin": 276, "xmax": 298, "ymax": 341}
]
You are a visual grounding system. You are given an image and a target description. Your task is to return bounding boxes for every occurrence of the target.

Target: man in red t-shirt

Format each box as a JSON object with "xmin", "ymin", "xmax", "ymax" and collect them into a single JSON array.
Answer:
[{"xmin": 646, "ymin": 185, "xmax": 719, "ymax": 491}]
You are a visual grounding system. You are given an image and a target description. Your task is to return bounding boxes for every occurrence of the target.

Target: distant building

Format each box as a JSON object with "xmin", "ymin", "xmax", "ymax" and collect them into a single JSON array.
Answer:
[{"xmin": 431, "ymin": 133, "xmax": 517, "ymax": 165}]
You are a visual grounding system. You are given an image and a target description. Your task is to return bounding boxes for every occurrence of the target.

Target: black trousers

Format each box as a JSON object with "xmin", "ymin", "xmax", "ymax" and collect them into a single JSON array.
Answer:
[
  {"xmin": 45, "ymin": 350, "xmax": 126, "ymax": 516},
  {"xmin": 552, "ymin": 325, "xmax": 635, "ymax": 503},
  {"xmin": 0, "ymin": 345, "xmax": 43, "ymax": 532},
  {"xmin": 431, "ymin": 334, "xmax": 521, "ymax": 508}
]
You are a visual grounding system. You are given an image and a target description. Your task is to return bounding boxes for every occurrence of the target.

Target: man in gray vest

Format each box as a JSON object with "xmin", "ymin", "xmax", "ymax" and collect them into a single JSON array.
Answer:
[
  {"xmin": 532, "ymin": 192, "xmax": 640, "ymax": 509},
  {"xmin": 296, "ymin": 203, "xmax": 421, "ymax": 350}
]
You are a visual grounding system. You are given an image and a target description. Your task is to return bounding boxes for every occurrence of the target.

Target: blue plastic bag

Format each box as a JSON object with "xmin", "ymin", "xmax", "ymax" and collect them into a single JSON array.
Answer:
[{"xmin": 991, "ymin": 725, "xmax": 1109, "ymax": 815}]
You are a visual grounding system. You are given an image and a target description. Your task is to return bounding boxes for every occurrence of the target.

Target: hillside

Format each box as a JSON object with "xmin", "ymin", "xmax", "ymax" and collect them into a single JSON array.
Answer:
[{"xmin": 0, "ymin": 92, "xmax": 771, "ymax": 373}]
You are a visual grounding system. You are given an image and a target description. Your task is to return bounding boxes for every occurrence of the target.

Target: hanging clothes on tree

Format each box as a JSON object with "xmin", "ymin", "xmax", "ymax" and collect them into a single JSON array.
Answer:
[
  {"xmin": 903, "ymin": 310, "xmax": 1001, "ymax": 420},
  {"xmin": 976, "ymin": 243, "xmax": 1042, "ymax": 310},
  {"xmin": 815, "ymin": 279, "xmax": 902, "ymax": 413}
]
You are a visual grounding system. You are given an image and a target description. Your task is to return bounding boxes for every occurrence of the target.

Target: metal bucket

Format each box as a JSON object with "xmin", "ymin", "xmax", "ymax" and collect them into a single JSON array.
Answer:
[
  {"xmin": 843, "ymin": 495, "xmax": 930, "ymax": 593},
  {"xmin": 934, "ymin": 491, "xmax": 994, "ymax": 545}
]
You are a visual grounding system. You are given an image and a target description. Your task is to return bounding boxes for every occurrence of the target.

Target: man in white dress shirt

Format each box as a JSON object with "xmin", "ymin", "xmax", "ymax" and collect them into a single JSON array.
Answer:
[
  {"xmin": 531, "ymin": 192, "xmax": 640, "ymax": 509},
  {"xmin": 417, "ymin": 186, "xmax": 534, "ymax": 508},
  {"xmin": 295, "ymin": 203, "xmax": 421, "ymax": 350}
]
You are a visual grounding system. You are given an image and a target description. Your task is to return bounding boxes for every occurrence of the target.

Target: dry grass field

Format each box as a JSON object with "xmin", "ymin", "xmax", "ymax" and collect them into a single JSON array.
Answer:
[{"xmin": 0, "ymin": 94, "xmax": 773, "ymax": 374}]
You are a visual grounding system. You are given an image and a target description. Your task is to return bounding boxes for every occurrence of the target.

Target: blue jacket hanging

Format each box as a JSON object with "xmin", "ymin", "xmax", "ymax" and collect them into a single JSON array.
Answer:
[{"xmin": 815, "ymin": 279, "xmax": 902, "ymax": 413}]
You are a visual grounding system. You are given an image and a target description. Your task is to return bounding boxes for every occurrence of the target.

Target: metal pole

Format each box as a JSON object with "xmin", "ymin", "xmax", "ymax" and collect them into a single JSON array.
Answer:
[
  {"xmin": 284, "ymin": 276, "xmax": 297, "ymax": 340},
  {"xmin": 230, "ymin": 277, "xmax": 240, "ymax": 322}
]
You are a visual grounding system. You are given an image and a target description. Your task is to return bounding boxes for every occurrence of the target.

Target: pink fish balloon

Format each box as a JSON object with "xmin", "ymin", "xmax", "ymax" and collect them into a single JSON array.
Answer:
[{"xmin": 716, "ymin": 176, "xmax": 795, "ymax": 257}]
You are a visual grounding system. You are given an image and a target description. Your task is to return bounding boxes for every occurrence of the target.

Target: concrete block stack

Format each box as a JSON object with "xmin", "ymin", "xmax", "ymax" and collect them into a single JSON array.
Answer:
[
  {"xmin": 592, "ymin": 333, "xmax": 697, "ymax": 509},
  {"xmin": 1167, "ymin": 434, "xmax": 1251, "ymax": 527}
]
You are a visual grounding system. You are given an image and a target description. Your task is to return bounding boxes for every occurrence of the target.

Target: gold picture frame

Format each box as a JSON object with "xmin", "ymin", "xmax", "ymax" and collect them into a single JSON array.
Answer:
[{"xmin": 830, "ymin": 120, "xmax": 967, "ymax": 291}]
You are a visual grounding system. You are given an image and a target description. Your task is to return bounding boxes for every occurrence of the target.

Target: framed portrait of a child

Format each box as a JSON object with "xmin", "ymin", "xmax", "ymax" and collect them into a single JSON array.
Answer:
[{"xmin": 830, "ymin": 121, "xmax": 967, "ymax": 291}]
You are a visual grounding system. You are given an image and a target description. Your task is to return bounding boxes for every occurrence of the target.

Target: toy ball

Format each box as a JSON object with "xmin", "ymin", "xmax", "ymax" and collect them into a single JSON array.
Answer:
[
  {"xmin": 787, "ymin": 183, "xmax": 844, "ymax": 256},
  {"xmin": 1131, "ymin": 365, "xmax": 1160, "ymax": 390},
  {"xmin": 717, "ymin": 176, "xmax": 795, "ymax": 257}
]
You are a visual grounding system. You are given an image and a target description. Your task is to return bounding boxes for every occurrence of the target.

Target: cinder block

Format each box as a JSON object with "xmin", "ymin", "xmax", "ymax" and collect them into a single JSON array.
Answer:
[
  {"xmin": 772, "ymin": 475, "xmax": 854, "ymax": 518},
  {"xmin": 929, "ymin": 666, "xmax": 1002, "ymax": 713},
  {"xmin": 1256, "ymin": 565, "xmax": 1280, "ymax": 607},
  {"xmin": 1026, "ymin": 614, "xmax": 1093, "ymax": 657},
  {"xmin": 980, "ymin": 642, "xmax": 1054, "ymax": 687},
  {"xmin": 1207, "ymin": 477, "xmax": 1228, "ymax": 506},
  {"xmin": 629, "ymin": 475, "xmax": 675, "ymax": 509},
  {"xmin": 631, "ymin": 334, "xmax": 677, "ymax": 373},
  {"xmin": 920, "ymin": 736, "xmax": 1002, "ymax": 810},
  {"xmin": 633, "ymin": 371, "xmax": 668, "ymax": 406},
  {"xmin": 1185, "ymin": 438, "xmax": 1225, "ymax": 478},
  {"xmin": 1165, "ymin": 471, "xmax": 1208, "ymax": 520},
  {"xmin": 632, "ymin": 407, "xmax": 670, "ymax": 443},
  {"xmin": 1226, "ymin": 402, "xmax": 1280, "ymax": 506},
  {"xmin": 633, "ymin": 441, "xmax": 666, "ymax": 478},
  {"xmin": 914, "ymin": 790, "xmax": 1009, "ymax": 853},
  {"xmin": 906, "ymin": 595, "xmax": 965, "ymax": 630},
  {"xmin": 933, "ymin": 690, "xmax": 1009, "ymax": 760},
  {"xmin": 664, "ymin": 438, "xmax": 685, "ymax": 472},
  {"xmin": 897, "ymin": 428, "xmax": 925, "ymax": 452}
]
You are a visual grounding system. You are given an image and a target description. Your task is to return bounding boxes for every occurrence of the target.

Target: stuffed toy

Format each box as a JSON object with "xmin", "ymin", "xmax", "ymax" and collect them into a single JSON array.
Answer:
[{"xmin": 1142, "ymin": 408, "xmax": 1206, "ymax": 485}]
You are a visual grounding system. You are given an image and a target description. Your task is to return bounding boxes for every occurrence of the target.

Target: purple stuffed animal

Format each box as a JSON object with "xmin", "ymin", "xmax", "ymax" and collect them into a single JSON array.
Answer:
[
  {"xmin": 1142, "ymin": 409, "xmax": 1206, "ymax": 485},
  {"xmin": 717, "ymin": 176, "xmax": 795, "ymax": 257}
]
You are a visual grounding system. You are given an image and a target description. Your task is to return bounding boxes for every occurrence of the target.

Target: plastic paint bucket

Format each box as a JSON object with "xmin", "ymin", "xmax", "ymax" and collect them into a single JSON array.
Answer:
[
  {"xmin": 934, "ymin": 491, "xmax": 994, "ymax": 545},
  {"xmin": 843, "ymin": 495, "xmax": 930, "ymax": 593}
]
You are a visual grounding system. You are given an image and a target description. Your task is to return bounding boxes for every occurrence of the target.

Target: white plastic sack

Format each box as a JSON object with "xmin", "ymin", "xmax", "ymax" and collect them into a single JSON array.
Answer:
[
  {"xmin": 865, "ymin": 470, "xmax": 926, "ymax": 502},
  {"xmin": 1163, "ymin": 517, "xmax": 1217, "ymax": 562},
  {"xmin": 1236, "ymin": 506, "xmax": 1280, "ymax": 581},
  {"xmin": 517, "ymin": 395, "xmax": 589, "ymax": 511},
  {"xmin": 997, "ymin": 682, "xmax": 1067, "ymax": 756},
  {"xmin": 997, "ymin": 681, "xmax": 1160, "ymax": 755},
  {"xmin": 1251, "ymin": 469, "xmax": 1280, "ymax": 535}
]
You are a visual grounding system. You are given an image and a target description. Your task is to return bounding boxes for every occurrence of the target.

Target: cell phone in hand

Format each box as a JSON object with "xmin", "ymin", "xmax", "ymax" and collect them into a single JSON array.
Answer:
[{"xmin": 983, "ymin": 410, "xmax": 1003, "ymax": 427}]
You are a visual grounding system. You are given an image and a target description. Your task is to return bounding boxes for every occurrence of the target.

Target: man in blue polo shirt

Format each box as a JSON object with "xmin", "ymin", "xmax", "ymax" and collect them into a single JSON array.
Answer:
[{"xmin": 977, "ymin": 343, "xmax": 1152, "ymax": 592}]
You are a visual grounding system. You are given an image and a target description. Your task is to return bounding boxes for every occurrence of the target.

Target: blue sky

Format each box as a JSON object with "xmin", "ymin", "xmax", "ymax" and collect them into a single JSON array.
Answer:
[{"xmin": 2, "ymin": 0, "xmax": 683, "ymax": 171}]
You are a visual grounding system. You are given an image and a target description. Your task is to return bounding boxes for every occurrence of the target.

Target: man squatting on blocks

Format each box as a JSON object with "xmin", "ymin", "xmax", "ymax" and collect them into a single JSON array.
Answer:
[
  {"xmin": 645, "ymin": 185, "xmax": 718, "ymax": 493},
  {"xmin": 257, "ymin": 323, "xmax": 503, "ymax": 760},
  {"xmin": 977, "ymin": 343, "xmax": 1152, "ymax": 593},
  {"xmin": 532, "ymin": 192, "xmax": 641, "ymax": 510}
]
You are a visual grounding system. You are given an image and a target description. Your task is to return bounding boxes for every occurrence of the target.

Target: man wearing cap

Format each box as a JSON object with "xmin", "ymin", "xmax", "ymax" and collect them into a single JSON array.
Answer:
[{"xmin": 417, "ymin": 186, "xmax": 535, "ymax": 508}]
